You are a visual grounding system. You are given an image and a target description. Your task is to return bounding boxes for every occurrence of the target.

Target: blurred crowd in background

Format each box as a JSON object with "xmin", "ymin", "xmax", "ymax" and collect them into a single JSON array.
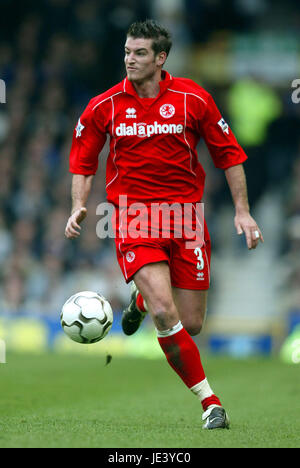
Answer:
[{"xmin": 0, "ymin": 0, "xmax": 300, "ymax": 331}]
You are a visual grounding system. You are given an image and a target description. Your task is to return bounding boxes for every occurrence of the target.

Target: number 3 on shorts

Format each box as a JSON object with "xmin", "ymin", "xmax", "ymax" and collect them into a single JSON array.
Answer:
[{"xmin": 194, "ymin": 247, "xmax": 204, "ymax": 271}]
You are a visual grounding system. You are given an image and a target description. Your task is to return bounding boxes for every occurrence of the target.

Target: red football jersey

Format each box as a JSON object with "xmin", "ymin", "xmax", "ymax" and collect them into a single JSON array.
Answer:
[{"xmin": 69, "ymin": 71, "xmax": 247, "ymax": 206}]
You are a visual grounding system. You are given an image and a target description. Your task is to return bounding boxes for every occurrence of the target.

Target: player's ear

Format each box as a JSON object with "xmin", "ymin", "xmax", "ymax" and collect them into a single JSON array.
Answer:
[{"xmin": 156, "ymin": 51, "xmax": 167, "ymax": 67}]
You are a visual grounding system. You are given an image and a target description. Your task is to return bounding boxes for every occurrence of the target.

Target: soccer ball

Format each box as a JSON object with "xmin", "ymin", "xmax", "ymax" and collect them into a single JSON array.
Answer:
[{"xmin": 61, "ymin": 291, "xmax": 113, "ymax": 344}]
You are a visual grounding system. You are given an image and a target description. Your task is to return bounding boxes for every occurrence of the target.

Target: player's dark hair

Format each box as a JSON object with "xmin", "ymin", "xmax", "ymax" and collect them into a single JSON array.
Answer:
[{"xmin": 127, "ymin": 19, "xmax": 172, "ymax": 57}]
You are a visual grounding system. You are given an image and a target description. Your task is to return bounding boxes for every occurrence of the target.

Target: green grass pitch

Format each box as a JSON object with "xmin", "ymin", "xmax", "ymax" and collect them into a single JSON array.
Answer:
[{"xmin": 0, "ymin": 352, "xmax": 299, "ymax": 448}]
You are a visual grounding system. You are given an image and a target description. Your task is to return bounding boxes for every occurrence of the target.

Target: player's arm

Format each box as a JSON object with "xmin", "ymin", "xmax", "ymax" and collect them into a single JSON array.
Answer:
[
  {"xmin": 198, "ymin": 93, "xmax": 264, "ymax": 250},
  {"xmin": 65, "ymin": 99, "xmax": 107, "ymax": 240},
  {"xmin": 65, "ymin": 174, "xmax": 93, "ymax": 239},
  {"xmin": 224, "ymin": 164, "xmax": 264, "ymax": 250}
]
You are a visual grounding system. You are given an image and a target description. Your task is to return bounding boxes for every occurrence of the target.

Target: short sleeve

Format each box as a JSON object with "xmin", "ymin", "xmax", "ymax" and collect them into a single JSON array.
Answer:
[
  {"xmin": 69, "ymin": 100, "xmax": 107, "ymax": 175},
  {"xmin": 199, "ymin": 94, "xmax": 248, "ymax": 170}
]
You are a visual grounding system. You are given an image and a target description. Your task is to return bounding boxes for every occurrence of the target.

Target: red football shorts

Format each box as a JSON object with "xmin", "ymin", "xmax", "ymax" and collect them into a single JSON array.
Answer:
[{"xmin": 113, "ymin": 204, "xmax": 211, "ymax": 290}]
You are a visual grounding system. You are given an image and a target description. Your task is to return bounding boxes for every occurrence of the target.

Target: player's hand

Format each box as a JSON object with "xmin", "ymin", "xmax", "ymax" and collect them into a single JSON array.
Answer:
[
  {"xmin": 234, "ymin": 212, "xmax": 264, "ymax": 250},
  {"xmin": 65, "ymin": 207, "xmax": 87, "ymax": 239}
]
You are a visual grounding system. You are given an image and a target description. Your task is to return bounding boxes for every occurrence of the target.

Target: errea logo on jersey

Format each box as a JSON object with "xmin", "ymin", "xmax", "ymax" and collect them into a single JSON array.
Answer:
[
  {"xmin": 115, "ymin": 121, "xmax": 184, "ymax": 138},
  {"xmin": 126, "ymin": 108, "xmax": 137, "ymax": 118}
]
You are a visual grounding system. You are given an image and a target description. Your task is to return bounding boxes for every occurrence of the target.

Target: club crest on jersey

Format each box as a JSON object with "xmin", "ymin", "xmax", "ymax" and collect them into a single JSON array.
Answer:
[
  {"xmin": 160, "ymin": 104, "xmax": 175, "ymax": 119},
  {"xmin": 126, "ymin": 251, "xmax": 135, "ymax": 263},
  {"xmin": 217, "ymin": 118, "xmax": 229, "ymax": 135},
  {"xmin": 75, "ymin": 119, "xmax": 85, "ymax": 138},
  {"xmin": 126, "ymin": 108, "xmax": 137, "ymax": 118}
]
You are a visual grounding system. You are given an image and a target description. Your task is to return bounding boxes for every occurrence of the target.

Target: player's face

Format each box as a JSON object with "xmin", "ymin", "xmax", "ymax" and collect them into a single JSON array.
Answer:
[{"xmin": 124, "ymin": 37, "xmax": 166, "ymax": 83}]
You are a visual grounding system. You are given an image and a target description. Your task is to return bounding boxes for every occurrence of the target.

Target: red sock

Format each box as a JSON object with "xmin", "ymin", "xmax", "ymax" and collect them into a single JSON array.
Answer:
[
  {"xmin": 157, "ymin": 322, "xmax": 221, "ymax": 411},
  {"xmin": 136, "ymin": 292, "xmax": 147, "ymax": 313}
]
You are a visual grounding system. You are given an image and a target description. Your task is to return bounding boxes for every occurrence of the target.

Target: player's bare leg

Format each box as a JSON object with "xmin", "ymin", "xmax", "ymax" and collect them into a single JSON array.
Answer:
[
  {"xmin": 172, "ymin": 288, "xmax": 208, "ymax": 336},
  {"xmin": 132, "ymin": 261, "xmax": 179, "ymax": 332},
  {"xmin": 124, "ymin": 261, "xmax": 229, "ymax": 429},
  {"xmin": 122, "ymin": 262, "xmax": 176, "ymax": 335}
]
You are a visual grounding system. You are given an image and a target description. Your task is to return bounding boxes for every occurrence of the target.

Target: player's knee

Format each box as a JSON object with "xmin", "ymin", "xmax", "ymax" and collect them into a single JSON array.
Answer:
[
  {"xmin": 182, "ymin": 320, "xmax": 203, "ymax": 336},
  {"xmin": 150, "ymin": 298, "xmax": 178, "ymax": 330}
]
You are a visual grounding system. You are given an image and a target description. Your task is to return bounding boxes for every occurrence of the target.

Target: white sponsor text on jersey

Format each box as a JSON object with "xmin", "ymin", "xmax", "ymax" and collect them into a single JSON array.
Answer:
[{"xmin": 115, "ymin": 121, "xmax": 184, "ymax": 138}]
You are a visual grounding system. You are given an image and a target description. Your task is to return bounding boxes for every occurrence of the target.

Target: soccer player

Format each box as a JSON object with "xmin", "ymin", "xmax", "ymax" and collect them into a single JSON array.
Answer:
[{"xmin": 65, "ymin": 20, "xmax": 263, "ymax": 430}]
